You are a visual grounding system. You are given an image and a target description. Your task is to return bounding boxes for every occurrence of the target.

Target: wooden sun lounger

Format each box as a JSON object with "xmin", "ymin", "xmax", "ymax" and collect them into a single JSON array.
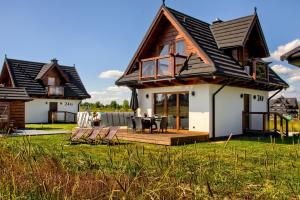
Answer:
[
  {"xmin": 71, "ymin": 128, "xmax": 93, "ymax": 142},
  {"xmin": 88, "ymin": 127, "xmax": 110, "ymax": 144},
  {"xmin": 102, "ymin": 126, "xmax": 120, "ymax": 145}
]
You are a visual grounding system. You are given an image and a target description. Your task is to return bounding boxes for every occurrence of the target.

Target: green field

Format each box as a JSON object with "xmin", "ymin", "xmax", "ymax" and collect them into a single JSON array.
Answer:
[{"xmin": 0, "ymin": 134, "xmax": 300, "ymax": 199}]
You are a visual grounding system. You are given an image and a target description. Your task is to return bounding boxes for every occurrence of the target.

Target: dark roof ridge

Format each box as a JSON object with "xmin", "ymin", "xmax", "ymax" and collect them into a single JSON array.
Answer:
[
  {"xmin": 211, "ymin": 14, "xmax": 255, "ymax": 26},
  {"xmin": 165, "ymin": 6, "xmax": 210, "ymax": 26}
]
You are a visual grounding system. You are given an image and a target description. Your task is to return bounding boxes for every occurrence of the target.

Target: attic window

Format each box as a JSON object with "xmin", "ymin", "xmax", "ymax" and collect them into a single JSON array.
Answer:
[{"xmin": 48, "ymin": 77, "xmax": 55, "ymax": 86}]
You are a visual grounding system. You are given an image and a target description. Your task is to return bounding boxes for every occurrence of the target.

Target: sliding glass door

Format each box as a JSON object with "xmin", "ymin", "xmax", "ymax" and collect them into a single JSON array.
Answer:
[{"xmin": 154, "ymin": 92, "xmax": 189, "ymax": 130}]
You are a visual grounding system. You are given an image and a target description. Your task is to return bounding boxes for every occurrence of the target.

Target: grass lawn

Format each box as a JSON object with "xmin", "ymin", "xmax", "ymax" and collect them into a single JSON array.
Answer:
[
  {"xmin": 25, "ymin": 123, "xmax": 77, "ymax": 131},
  {"xmin": 0, "ymin": 134, "xmax": 300, "ymax": 199}
]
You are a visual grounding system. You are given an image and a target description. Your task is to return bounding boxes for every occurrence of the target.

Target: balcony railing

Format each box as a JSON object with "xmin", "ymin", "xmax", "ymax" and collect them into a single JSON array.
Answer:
[
  {"xmin": 140, "ymin": 54, "xmax": 187, "ymax": 79},
  {"xmin": 47, "ymin": 86, "xmax": 64, "ymax": 96}
]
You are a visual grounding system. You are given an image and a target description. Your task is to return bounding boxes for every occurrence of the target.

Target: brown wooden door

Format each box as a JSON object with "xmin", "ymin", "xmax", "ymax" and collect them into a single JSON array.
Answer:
[
  {"xmin": 243, "ymin": 94, "xmax": 250, "ymax": 130},
  {"xmin": 49, "ymin": 102, "xmax": 58, "ymax": 123}
]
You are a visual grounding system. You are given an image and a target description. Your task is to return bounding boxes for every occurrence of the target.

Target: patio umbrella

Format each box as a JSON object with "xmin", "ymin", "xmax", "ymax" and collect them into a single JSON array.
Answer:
[{"xmin": 130, "ymin": 88, "xmax": 139, "ymax": 112}]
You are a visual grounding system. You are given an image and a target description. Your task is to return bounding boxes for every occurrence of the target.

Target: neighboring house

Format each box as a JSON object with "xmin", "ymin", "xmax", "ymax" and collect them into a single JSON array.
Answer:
[
  {"xmin": 270, "ymin": 96, "xmax": 299, "ymax": 119},
  {"xmin": 281, "ymin": 46, "xmax": 300, "ymax": 67},
  {"xmin": 0, "ymin": 58, "xmax": 90, "ymax": 123},
  {"xmin": 0, "ymin": 87, "xmax": 32, "ymax": 128},
  {"xmin": 116, "ymin": 6, "xmax": 288, "ymax": 138}
]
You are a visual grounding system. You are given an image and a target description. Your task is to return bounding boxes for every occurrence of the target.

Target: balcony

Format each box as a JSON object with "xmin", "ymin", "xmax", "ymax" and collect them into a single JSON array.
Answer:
[
  {"xmin": 140, "ymin": 54, "xmax": 187, "ymax": 79},
  {"xmin": 47, "ymin": 86, "xmax": 64, "ymax": 96}
]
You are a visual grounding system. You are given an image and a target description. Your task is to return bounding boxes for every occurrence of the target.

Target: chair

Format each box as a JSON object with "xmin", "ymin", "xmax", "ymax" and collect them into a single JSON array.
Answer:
[
  {"xmin": 168, "ymin": 115, "xmax": 176, "ymax": 129},
  {"xmin": 101, "ymin": 126, "xmax": 120, "ymax": 145},
  {"xmin": 70, "ymin": 128, "xmax": 93, "ymax": 143},
  {"xmin": 158, "ymin": 117, "xmax": 168, "ymax": 133},
  {"xmin": 88, "ymin": 127, "xmax": 110, "ymax": 144}
]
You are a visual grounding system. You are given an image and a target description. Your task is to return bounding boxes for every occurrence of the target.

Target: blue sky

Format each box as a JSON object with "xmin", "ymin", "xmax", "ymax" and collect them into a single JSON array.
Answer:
[{"xmin": 0, "ymin": 0, "xmax": 299, "ymax": 103}]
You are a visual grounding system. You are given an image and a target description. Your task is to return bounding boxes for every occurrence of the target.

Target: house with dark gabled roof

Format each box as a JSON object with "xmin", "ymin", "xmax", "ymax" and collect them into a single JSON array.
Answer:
[
  {"xmin": 270, "ymin": 96, "xmax": 299, "ymax": 119},
  {"xmin": 0, "ymin": 57, "xmax": 90, "ymax": 123},
  {"xmin": 116, "ymin": 6, "xmax": 289, "ymax": 138}
]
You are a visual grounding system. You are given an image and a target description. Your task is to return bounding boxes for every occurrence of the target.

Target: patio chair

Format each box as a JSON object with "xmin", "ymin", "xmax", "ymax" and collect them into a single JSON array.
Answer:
[
  {"xmin": 101, "ymin": 126, "xmax": 120, "ymax": 145},
  {"xmin": 158, "ymin": 116, "xmax": 168, "ymax": 133}
]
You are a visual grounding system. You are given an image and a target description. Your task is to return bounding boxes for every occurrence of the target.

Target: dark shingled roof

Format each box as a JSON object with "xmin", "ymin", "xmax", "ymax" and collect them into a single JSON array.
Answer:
[
  {"xmin": 280, "ymin": 46, "xmax": 300, "ymax": 61},
  {"xmin": 270, "ymin": 96, "xmax": 299, "ymax": 109},
  {"xmin": 0, "ymin": 87, "xmax": 31, "ymax": 101},
  {"xmin": 210, "ymin": 15, "xmax": 255, "ymax": 49},
  {"xmin": 117, "ymin": 6, "xmax": 288, "ymax": 89},
  {"xmin": 4, "ymin": 58, "xmax": 90, "ymax": 99}
]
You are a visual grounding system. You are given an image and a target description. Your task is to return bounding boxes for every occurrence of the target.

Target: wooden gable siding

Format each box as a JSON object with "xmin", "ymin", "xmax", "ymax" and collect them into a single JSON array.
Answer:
[
  {"xmin": 143, "ymin": 20, "xmax": 196, "ymax": 58},
  {"xmin": 0, "ymin": 62, "xmax": 14, "ymax": 87},
  {"xmin": 9, "ymin": 101, "xmax": 25, "ymax": 128},
  {"xmin": 41, "ymin": 67, "xmax": 65, "ymax": 86}
]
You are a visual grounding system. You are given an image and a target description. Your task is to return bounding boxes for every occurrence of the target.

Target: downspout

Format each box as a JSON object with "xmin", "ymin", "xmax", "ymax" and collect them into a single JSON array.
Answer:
[
  {"xmin": 212, "ymin": 80, "xmax": 230, "ymax": 140},
  {"xmin": 267, "ymin": 88, "xmax": 283, "ymax": 125},
  {"xmin": 267, "ymin": 88, "xmax": 282, "ymax": 113}
]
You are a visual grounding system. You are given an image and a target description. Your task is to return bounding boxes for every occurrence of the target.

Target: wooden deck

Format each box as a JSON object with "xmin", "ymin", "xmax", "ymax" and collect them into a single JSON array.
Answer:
[{"xmin": 117, "ymin": 129, "xmax": 209, "ymax": 145}]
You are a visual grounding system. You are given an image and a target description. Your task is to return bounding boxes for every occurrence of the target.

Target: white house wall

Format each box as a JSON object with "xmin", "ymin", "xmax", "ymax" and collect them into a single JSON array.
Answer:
[
  {"xmin": 25, "ymin": 98, "xmax": 81, "ymax": 123},
  {"xmin": 209, "ymin": 85, "xmax": 268, "ymax": 137},
  {"xmin": 137, "ymin": 84, "xmax": 211, "ymax": 133}
]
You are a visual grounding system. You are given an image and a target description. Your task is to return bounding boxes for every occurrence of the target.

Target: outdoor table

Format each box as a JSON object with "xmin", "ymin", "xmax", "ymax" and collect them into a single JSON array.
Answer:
[{"xmin": 142, "ymin": 117, "xmax": 162, "ymax": 134}]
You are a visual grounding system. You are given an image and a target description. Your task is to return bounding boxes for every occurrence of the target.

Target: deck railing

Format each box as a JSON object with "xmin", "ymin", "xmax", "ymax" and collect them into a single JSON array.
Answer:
[
  {"xmin": 140, "ymin": 54, "xmax": 187, "ymax": 79},
  {"xmin": 242, "ymin": 111, "xmax": 289, "ymax": 136},
  {"xmin": 47, "ymin": 86, "xmax": 64, "ymax": 96},
  {"xmin": 49, "ymin": 111, "xmax": 76, "ymax": 123}
]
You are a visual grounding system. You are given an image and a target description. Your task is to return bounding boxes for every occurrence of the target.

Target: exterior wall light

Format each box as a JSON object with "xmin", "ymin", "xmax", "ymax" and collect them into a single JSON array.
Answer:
[
  {"xmin": 146, "ymin": 94, "xmax": 149, "ymax": 99},
  {"xmin": 191, "ymin": 91, "xmax": 195, "ymax": 96},
  {"xmin": 240, "ymin": 94, "xmax": 244, "ymax": 98},
  {"xmin": 253, "ymin": 95, "xmax": 257, "ymax": 100}
]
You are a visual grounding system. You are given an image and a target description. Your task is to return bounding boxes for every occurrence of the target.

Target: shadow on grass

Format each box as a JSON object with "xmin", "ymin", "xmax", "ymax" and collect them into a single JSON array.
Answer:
[{"xmin": 231, "ymin": 134, "xmax": 300, "ymax": 145}]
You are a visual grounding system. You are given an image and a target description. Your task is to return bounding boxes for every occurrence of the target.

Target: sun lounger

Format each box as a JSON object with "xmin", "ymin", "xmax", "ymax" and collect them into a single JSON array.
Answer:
[
  {"xmin": 87, "ymin": 127, "xmax": 110, "ymax": 144},
  {"xmin": 70, "ymin": 128, "xmax": 93, "ymax": 143},
  {"xmin": 101, "ymin": 126, "xmax": 120, "ymax": 145}
]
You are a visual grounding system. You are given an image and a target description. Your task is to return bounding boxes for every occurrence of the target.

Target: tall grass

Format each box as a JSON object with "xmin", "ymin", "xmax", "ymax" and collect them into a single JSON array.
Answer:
[{"xmin": 0, "ymin": 135, "xmax": 300, "ymax": 199}]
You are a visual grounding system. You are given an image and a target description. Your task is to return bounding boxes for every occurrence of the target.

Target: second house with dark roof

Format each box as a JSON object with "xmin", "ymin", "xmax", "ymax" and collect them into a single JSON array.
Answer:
[
  {"xmin": 0, "ymin": 57, "xmax": 90, "ymax": 124},
  {"xmin": 116, "ymin": 6, "xmax": 289, "ymax": 139}
]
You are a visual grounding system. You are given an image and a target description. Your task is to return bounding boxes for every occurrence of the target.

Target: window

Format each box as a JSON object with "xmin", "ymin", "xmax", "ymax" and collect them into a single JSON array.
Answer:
[
  {"xmin": 175, "ymin": 40, "xmax": 185, "ymax": 55},
  {"xmin": 159, "ymin": 44, "xmax": 170, "ymax": 56},
  {"xmin": 256, "ymin": 61, "xmax": 267, "ymax": 79},
  {"xmin": 157, "ymin": 58, "xmax": 169, "ymax": 76},
  {"xmin": 142, "ymin": 60, "xmax": 155, "ymax": 77},
  {"xmin": 48, "ymin": 77, "xmax": 55, "ymax": 86},
  {"xmin": 175, "ymin": 40, "xmax": 186, "ymax": 73}
]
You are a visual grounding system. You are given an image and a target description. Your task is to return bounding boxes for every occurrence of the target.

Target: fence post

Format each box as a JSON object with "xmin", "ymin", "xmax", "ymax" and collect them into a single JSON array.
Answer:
[
  {"xmin": 274, "ymin": 114, "xmax": 277, "ymax": 131},
  {"xmin": 286, "ymin": 120, "xmax": 289, "ymax": 137},
  {"xmin": 262, "ymin": 113, "xmax": 266, "ymax": 133}
]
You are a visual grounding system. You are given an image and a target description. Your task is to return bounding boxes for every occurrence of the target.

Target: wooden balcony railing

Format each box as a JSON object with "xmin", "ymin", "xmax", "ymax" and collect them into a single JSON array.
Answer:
[
  {"xmin": 242, "ymin": 111, "xmax": 289, "ymax": 136},
  {"xmin": 49, "ymin": 111, "xmax": 76, "ymax": 123},
  {"xmin": 139, "ymin": 54, "xmax": 187, "ymax": 79},
  {"xmin": 47, "ymin": 86, "xmax": 64, "ymax": 96}
]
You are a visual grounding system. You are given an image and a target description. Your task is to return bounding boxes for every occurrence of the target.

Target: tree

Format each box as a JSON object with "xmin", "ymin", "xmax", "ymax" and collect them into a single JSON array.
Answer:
[
  {"xmin": 122, "ymin": 100, "xmax": 129, "ymax": 110},
  {"xmin": 110, "ymin": 100, "xmax": 117, "ymax": 110},
  {"xmin": 95, "ymin": 101, "xmax": 101, "ymax": 108}
]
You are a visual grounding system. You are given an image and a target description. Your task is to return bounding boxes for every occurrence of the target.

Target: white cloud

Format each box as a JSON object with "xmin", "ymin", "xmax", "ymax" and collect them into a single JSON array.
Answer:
[
  {"xmin": 287, "ymin": 76, "xmax": 300, "ymax": 84},
  {"xmin": 98, "ymin": 70, "xmax": 123, "ymax": 79},
  {"xmin": 270, "ymin": 39, "xmax": 300, "ymax": 61},
  {"xmin": 271, "ymin": 64, "xmax": 293, "ymax": 75},
  {"xmin": 85, "ymin": 86, "xmax": 131, "ymax": 104}
]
